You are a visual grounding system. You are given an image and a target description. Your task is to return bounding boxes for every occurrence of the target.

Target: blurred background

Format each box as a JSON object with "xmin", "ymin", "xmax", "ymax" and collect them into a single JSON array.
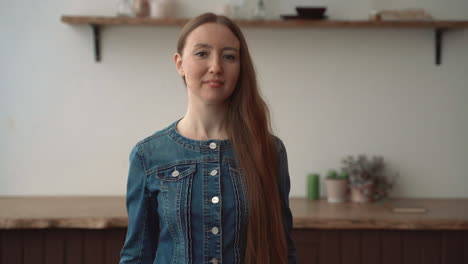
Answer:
[{"xmin": 1, "ymin": 0, "xmax": 467, "ymax": 198}]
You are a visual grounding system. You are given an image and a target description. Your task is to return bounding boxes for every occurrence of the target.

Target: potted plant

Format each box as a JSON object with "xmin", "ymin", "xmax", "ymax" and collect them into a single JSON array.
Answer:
[
  {"xmin": 325, "ymin": 169, "xmax": 349, "ymax": 203},
  {"xmin": 341, "ymin": 155, "xmax": 398, "ymax": 202}
]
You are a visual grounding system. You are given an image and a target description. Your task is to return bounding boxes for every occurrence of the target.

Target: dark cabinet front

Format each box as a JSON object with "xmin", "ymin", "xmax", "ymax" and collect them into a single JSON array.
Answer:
[
  {"xmin": 294, "ymin": 229, "xmax": 468, "ymax": 264},
  {"xmin": 1, "ymin": 228, "xmax": 467, "ymax": 264}
]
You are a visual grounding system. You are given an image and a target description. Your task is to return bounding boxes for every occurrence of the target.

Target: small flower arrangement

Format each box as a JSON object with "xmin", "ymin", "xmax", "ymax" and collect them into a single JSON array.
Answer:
[
  {"xmin": 341, "ymin": 154, "xmax": 399, "ymax": 202},
  {"xmin": 326, "ymin": 169, "xmax": 349, "ymax": 180}
]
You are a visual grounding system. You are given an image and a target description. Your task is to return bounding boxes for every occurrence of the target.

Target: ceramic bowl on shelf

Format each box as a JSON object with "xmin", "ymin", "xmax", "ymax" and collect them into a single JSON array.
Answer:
[{"xmin": 295, "ymin": 6, "xmax": 327, "ymax": 18}]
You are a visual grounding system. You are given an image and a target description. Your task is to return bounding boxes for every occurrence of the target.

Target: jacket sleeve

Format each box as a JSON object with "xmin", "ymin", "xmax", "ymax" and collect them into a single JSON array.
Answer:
[
  {"xmin": 119, "ymin": 145, "xmax": 159, "ymax": 264},
  {"xmin": 276, "ymin": 138, "xmax": 297, "ymax": 264}
]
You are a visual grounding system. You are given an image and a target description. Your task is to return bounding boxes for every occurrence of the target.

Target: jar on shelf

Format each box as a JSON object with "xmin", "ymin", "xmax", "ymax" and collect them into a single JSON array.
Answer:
[
  {"xmin": 252, "ymin": 0, "xmax": 267, "ymax": 19},
  {"xmin": 229, "ymin": 0, "xmax": 246, "ymax": 19},
  {"xmin": 150, "ymin": 0, "xmax": 175, "ymax": 18},
  {"xmin": 134, "ymin": 0, "xmax": 151, "ymax": 17},
  {"xmin": 116, "ymin": 0, "xmax": 134, "ymax": 16}
]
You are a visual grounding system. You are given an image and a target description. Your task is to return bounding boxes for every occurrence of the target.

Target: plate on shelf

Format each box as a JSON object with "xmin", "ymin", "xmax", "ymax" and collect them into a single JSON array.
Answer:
[{"xmin": 280, "ymin": 14, "xmax": 328, "ymax": 20}]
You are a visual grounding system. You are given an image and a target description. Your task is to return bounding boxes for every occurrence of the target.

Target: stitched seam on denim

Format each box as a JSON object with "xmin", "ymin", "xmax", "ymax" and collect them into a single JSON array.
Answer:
[
  {"xmin": 161, "ymin": 181, "xmax": 178, "ymax": 263},
  {"xmin": 136, "ymin": 130, "xmax": 172, "ymax": 175},
  {"xmin": 229, "ymin": 166, "xmax": 241, "ymax": 264},
  {"xmin": 217, "ymin": 146, "xmax": 223, "ymax": 263},
  {"xmin": 139, "ymin": 128, "xmax": 172, "ymax": 145},
  {"xmin": 136, "ymin": 190, "xmax": 149, "ymax": 264},
  {"xmin": 202, "ymin": 162, "xmax": 207, "ymax": 263},
  {"xmin": 168, "ymin": 131, "xmax": 201, "ymax": 152},
  {"xmin": 135, "ymin": 145, "xmax": 151, "ymax": 177},
  {"xmin": 168, "ymin": 126, "xmax": 232, "ymax": 153},
  {"xmin": 174, "ymin": 177, "xmax": 185, "ymax": 264},
  {"xmin": 154, "ymin": 164, "xmax": 197, "ymax": 181},
  {"xmin": 157, "ymin": 160, "xmax": 199, "ymax": 169},
  {"xmin": 150, "ymin": 161, "xmax": 198, "ymax": 175},
  {"xmin": 237, "ymin": 168, "xmax": 249, "ymax": 216},
  {"xmin": 239, "ymin": 168, "xmax": 248, "ymax": 264},
  {"xmin": 159, "ymin": 166, "xmax": 197, "ymax": 263},
  {"xmin": 187, "ymin": 175, "xmax": 193, "ymax": 264},
  {"xmin": 148, "ymin": 158, "xmax": 234, "ymax": 176},
  {"xmin": 131, "ymin": 146, "xmax": 149, "ymax": 264}
]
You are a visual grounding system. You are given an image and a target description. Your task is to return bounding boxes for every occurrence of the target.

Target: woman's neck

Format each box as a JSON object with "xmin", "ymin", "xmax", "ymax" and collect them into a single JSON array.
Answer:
[{"xmin": 177, "ymin": 103, "xmax": 230, "ymax": 141}]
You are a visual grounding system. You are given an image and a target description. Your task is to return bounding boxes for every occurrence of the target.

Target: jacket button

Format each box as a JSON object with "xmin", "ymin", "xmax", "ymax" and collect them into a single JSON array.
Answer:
[
  {"xmin": 211, "ymin": 196, "xmax": 219, "ymax": 204},
  {"xmin": 172, "ymin": 170, "xmax": 179, "ymax": 177},
  {"xmin": 209, "ymin": 142, "xmax": 217, "ymax": 149},
  {"xmin": 211, "ymin": 227, "xmax": 219, "ymax": 235},
  {"xmin": 210, "ymin": 169, "xmax": 218, "ymax": 176}
]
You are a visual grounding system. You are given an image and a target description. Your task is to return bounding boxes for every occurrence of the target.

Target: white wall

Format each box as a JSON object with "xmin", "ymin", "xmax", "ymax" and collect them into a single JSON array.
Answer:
[{"xmin": 1, "ymin": 0, "xmax": 467, "ymax": 197}]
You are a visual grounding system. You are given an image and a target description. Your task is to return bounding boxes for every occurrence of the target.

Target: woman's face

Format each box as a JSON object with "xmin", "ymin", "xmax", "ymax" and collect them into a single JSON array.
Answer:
[{"xmin": 175, "ymin": 23, "xmax": 240, "ymax": 106}]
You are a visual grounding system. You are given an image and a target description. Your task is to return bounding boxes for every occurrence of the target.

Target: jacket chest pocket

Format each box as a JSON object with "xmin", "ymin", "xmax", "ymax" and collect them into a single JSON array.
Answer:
[
  {"xmin": 157, "ymin": 164, "xmax": 196, "ymax": 181},
  {"xmin": 156, "ymin": 163, "xmax": 197, "ymax": 192},
  {"xmin": 155, "ymin": 163, "xmax": 197, "ymax": 251}
]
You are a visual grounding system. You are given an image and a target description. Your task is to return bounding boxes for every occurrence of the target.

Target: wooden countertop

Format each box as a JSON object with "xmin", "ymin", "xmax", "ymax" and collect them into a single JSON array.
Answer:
[
  {"xmin": 0, "ymin": 196, "xmax": 127, "ymax": 229},
  {"xmin": 291, "ymin": 197, "xmax": 468, "ymax": 230},
  {"xmin": 1, "ymin": 196, "xmax": 467, "ymax": 230}
]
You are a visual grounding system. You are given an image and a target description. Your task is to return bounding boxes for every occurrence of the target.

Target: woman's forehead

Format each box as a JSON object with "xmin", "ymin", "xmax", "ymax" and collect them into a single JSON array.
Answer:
[{"xmin": 185, "ymin": 23, "xmax": 240, "ymax": 49}]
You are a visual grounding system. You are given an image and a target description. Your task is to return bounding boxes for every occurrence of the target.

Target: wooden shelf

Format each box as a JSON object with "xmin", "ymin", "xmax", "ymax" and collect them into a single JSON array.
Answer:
[
  {"xmin": 61, "ymin": 15, "xmax": 468, "ymax": 28},
  {"xmin": 61, "ymin": 15, "xmax": 468, "ymax": 64}
]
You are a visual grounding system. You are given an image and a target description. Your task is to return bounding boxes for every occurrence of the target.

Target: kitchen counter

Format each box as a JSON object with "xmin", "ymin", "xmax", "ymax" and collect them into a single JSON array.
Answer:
[
  {"xmin": 1, "ymin": 196, "xmax": 467, "ymax": 230},
  {"xmin": 291, "ymin": 197, "xmax": 468, "ymax": 230}
]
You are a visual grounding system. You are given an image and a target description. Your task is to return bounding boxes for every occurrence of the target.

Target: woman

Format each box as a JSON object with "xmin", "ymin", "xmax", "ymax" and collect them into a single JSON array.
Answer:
[{"xmin": 119, "ymin": 12, "xmax": 296, "ymax": 264}]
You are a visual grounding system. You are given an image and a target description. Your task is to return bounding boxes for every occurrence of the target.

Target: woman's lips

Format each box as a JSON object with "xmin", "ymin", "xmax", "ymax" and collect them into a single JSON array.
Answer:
[{"xmin": 204, "ymin": 80, "xmax": 224, "ymax": 88}]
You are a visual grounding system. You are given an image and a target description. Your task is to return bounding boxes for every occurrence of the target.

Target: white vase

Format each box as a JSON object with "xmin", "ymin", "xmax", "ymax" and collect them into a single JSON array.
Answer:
[
  {"xmin": 325, "ymin": 179, "xmax": 348, "ymax": 203},
  {"xmin": 150, "ymin": 0, "xmax": 175, "ymax": 18}
]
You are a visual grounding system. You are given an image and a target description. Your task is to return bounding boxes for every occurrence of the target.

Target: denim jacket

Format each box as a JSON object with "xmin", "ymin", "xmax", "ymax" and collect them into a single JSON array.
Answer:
[{"xmin": 119, "ymin": 119, "xmax": 296, "ymax": 264}]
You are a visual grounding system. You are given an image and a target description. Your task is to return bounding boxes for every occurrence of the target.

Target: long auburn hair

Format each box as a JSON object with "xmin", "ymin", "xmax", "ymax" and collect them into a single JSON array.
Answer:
[{"xmin": 176, "ymin": 13, "xmax": 287, "ymax": 264}]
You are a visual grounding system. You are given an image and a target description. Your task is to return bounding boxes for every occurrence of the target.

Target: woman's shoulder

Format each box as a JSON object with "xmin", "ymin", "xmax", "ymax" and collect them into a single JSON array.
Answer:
[
  {"xmin": 271, "ymin": 134, "xmax": 286, "ymax": 153},
  {"xmin": 132, "ymin": 121, "xmax": 177, "ymax": 152},
  {"xmin": 128, "ymin": 120, "xmax": 183, "ymax": 169}
]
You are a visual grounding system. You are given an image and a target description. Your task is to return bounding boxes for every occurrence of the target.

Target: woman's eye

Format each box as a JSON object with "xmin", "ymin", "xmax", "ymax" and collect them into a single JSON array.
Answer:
[
  {"xmin": 195, "ymin": 51, "xmax": 207, "ymax": 57},
  {"xmin": 224, "ymin": 55, "xmax": 236, "ymax": 61}
]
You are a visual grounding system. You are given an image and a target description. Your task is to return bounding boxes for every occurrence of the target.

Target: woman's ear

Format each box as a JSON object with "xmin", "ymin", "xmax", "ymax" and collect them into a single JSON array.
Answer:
[{"xmin": 174, "ymin": 53, "xmax": 184, "ymax": 77}]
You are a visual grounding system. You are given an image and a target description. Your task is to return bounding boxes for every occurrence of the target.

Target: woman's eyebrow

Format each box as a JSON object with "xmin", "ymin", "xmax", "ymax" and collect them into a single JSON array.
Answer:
[
  {"xmin": 193, "ymin": 43, "xmax": 239, "ymax": 52},
  {"xmin": 193, "ymin": 43, "xmax": 211, "ymax": 49}
]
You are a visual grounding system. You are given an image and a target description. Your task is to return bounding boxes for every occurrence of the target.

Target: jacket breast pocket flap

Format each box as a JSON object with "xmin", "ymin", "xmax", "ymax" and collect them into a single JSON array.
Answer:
[{"xmin": 156, "ymin": 164, "xmax": 196, "ymax": 182}]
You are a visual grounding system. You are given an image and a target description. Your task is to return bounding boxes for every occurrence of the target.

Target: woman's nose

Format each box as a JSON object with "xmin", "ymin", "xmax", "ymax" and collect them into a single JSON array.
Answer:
[{"xmin": 208, "ymin": 57, "xmax": 223, "ymax": 74}]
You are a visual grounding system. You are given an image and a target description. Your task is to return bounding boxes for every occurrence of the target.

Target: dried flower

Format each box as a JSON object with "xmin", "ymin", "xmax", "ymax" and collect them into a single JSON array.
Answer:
[{"xmin": 341, "ymin": 154, "xmax": 399, "ymax": 201}]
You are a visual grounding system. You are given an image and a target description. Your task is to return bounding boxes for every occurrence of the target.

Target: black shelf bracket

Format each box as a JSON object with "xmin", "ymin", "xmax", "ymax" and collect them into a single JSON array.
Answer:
[
  {"xmin": 91, "ymin": 24, "xmax": 101, "ymax": 62},
  {"xmin": 435, "ymin": 27, "xmax": 447, "ymax": 66}
]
